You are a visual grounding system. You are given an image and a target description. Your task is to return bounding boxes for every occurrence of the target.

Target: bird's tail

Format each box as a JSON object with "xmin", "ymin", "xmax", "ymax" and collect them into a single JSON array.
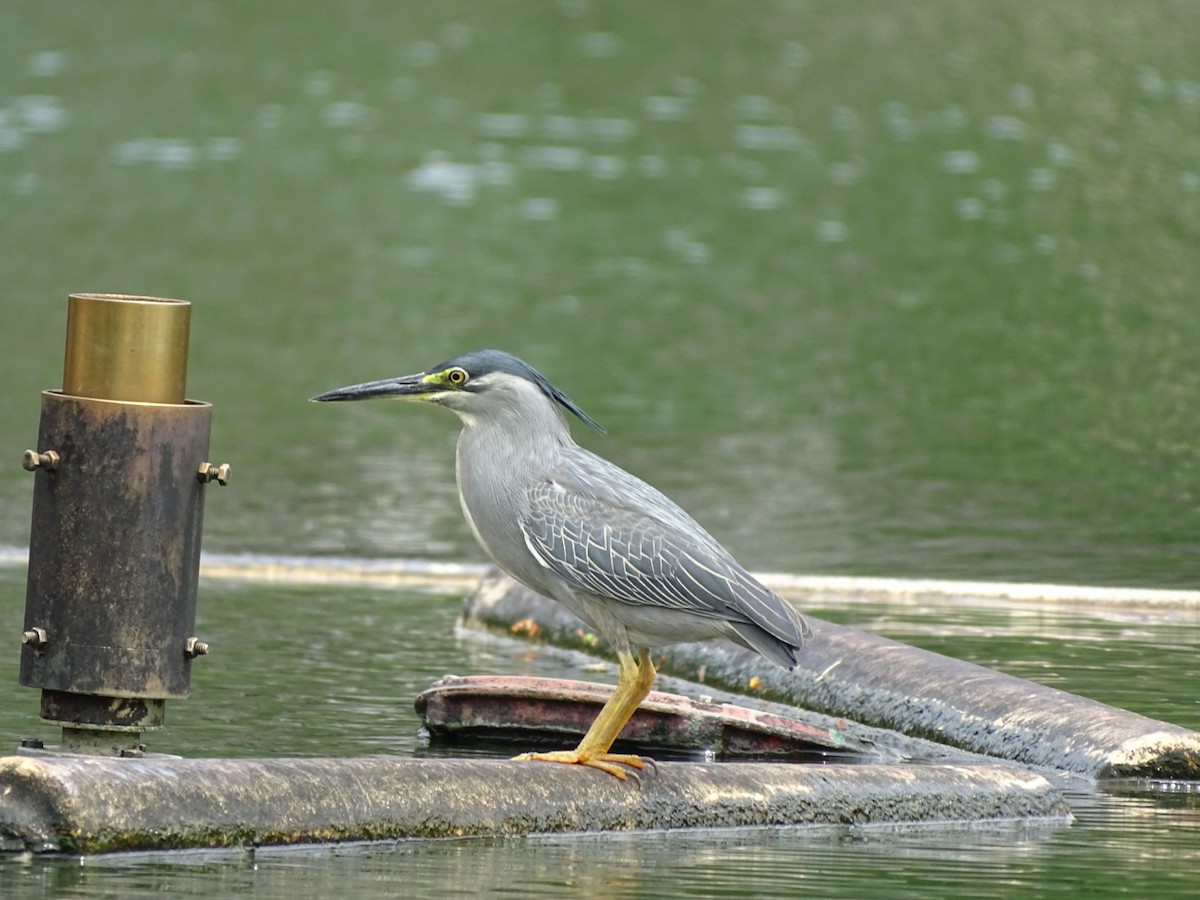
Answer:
[{"xmin": 729, "ymin": 605, "xmax": 812, "ymax": 670}]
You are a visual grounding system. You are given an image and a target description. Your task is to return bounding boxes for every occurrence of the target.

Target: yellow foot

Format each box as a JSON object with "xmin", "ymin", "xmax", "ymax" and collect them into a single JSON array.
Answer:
[{"xmin": 513, "ymin": 749, "xmax": 650, "ymax": 780}]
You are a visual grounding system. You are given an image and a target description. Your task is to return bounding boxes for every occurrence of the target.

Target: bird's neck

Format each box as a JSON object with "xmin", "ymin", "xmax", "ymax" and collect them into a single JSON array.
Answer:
[
  {"xmin": 455, "ymin": 406, "xmax": 572, "ymax": 481},
  {"xmin": 453, "ymin": 411, "xmax": 572, "ymax": 579}
]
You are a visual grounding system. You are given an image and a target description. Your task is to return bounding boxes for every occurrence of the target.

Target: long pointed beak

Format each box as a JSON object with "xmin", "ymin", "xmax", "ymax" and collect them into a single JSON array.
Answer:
[{"xmin": 310, "ymin": 373, "xmax": 431, "ymax": 403}]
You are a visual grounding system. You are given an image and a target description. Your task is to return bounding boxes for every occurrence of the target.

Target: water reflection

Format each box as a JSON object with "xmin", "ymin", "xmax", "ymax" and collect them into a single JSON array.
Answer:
[{"xmin": 0, "ymin": 818, "xmax": 1092, "ymax": 900}]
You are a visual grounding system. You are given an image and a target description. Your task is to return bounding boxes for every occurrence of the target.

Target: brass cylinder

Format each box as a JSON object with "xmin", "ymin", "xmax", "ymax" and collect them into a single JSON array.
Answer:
[
  {"xmin": 62, "ymin": 293, "xmax": 190, "ymax": 404},
  {"xmin": 21, "ymin": 293, "xmax": 215, "ymax": 745}
]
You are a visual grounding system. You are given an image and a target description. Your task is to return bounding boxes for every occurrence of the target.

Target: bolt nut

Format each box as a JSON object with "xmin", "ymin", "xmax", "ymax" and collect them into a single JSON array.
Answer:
[
  {"xmin": 22, "ymin": 450, "xmax": 60, "ymax": 472},
  {"xmin": 184, "ymin": 636, "xmax": 210, "ymax": 658},
  {"xmin": 197, "ymin": 461, "xmax": 232, "ymax": 486},
  {"xmin": 21, "ymin": 626, "xmax": 48, "ymax": 649}
]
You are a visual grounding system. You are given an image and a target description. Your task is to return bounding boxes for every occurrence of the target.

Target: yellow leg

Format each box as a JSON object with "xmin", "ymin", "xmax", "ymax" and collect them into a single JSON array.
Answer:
[{"xmin": 514, "ymin": 647, "xmax": 656, "ymax": 779}]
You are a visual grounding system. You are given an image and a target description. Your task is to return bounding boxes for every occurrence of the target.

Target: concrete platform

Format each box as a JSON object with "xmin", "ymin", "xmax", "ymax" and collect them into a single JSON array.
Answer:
[
  {"xmin": 21, "ymin": 566, "xmax": 1191, "ymax": 856},
  {"xmin": 462, "ymin": 569, "xmax": 1200, "ymax": 780},
  {"xmin": 0, "ymin": 754, "xmax": 1070, "ymax": 855}
]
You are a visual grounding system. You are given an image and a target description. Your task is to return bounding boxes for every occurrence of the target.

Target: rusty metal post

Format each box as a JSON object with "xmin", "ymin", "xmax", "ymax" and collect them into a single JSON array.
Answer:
[{"xmin": 18, "ymin": 294, "xmax": 228, "ymax": 757}]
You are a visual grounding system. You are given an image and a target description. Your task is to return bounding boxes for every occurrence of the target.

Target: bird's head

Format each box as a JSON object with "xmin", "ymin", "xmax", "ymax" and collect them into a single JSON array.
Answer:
[{"xmin": 310, "ymin": 349, "xmax": 604, "ymax": 433}]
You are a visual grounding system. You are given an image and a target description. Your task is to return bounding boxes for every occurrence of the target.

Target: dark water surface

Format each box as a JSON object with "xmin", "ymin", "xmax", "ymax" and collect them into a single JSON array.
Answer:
[
  {"xmin": 1, "ymin": 1, "xmax": 1197, "ymax": 586},
  {"xmin": 1, "ymin": 567, "xmax": 1198, "ymax": 897},
  {"xmin": 2, "ymin": 2, "xmax": 1199, "ymax": 896}
]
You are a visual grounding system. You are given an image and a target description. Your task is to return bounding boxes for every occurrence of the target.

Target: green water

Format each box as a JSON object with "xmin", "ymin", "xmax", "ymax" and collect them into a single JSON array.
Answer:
[
  {"xmin": 2, "ymin": 569, "xmax": 1198, "ymax": 898},
  {"xmin": 3, "ymin": 0, "xmax": 1198, "ymax": 586},
  {"xmin": 2, "ymin": 1, "xmax": 1199, "ymax": 895}
]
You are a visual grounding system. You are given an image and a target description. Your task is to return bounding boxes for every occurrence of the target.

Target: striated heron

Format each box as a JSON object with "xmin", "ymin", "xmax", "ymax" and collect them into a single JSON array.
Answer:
[{"xmin": 312, "ymin": 349, "xmax": 811, "ymax": 778}]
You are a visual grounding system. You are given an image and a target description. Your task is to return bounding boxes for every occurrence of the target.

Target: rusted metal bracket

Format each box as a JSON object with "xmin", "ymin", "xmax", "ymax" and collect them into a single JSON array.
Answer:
[{"xmin": 415, "ymin": 674, "xmax": 871, "ymax": 760}]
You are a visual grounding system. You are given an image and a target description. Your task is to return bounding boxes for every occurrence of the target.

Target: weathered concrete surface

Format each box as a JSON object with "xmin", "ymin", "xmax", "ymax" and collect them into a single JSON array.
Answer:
[
  {"xmin": 0, "ymin": 754, "xmax": 1069, "ymax": 855},
  {"xmin": 415, "ymin": 674, "xmax": 871, "ymax": 759},
  {"xmin": 462, "ymin": 570, "xmax": 1200, "ymax": 780}
]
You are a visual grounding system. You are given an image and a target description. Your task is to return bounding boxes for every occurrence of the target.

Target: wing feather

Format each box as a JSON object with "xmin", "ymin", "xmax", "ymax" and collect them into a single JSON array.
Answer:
[{"xmin": 520, "ymin": 475, "xmax": 809, "ymax": 649}]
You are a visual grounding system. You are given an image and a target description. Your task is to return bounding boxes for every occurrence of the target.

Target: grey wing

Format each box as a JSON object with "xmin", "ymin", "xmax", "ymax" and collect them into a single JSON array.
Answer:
[{"xmin": 520, "ymin": 476, "xmax": 811, "ymax": 660}]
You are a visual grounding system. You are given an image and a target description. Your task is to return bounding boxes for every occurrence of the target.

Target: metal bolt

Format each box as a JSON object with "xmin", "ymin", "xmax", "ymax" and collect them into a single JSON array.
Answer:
[
  {"xmin": 197, "ymin": 461, "xmax": 232, "ymax": 485},
  {"xmin": 21, "ymin": 626, "xmax": 48, "ymax": 649},
  {"xmin": 184, "ymin": 636, "xmax": 210, "ymax": 658},
  {"xmin": 22, "ymin": 449, "xmax": 60, "ymax": 472}
]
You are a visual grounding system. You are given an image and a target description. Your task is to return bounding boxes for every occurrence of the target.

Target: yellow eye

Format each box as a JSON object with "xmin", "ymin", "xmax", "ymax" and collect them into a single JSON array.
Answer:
[{"xmin": 446, "ymin": 367, "xmax": 469, "ymax": 386}]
